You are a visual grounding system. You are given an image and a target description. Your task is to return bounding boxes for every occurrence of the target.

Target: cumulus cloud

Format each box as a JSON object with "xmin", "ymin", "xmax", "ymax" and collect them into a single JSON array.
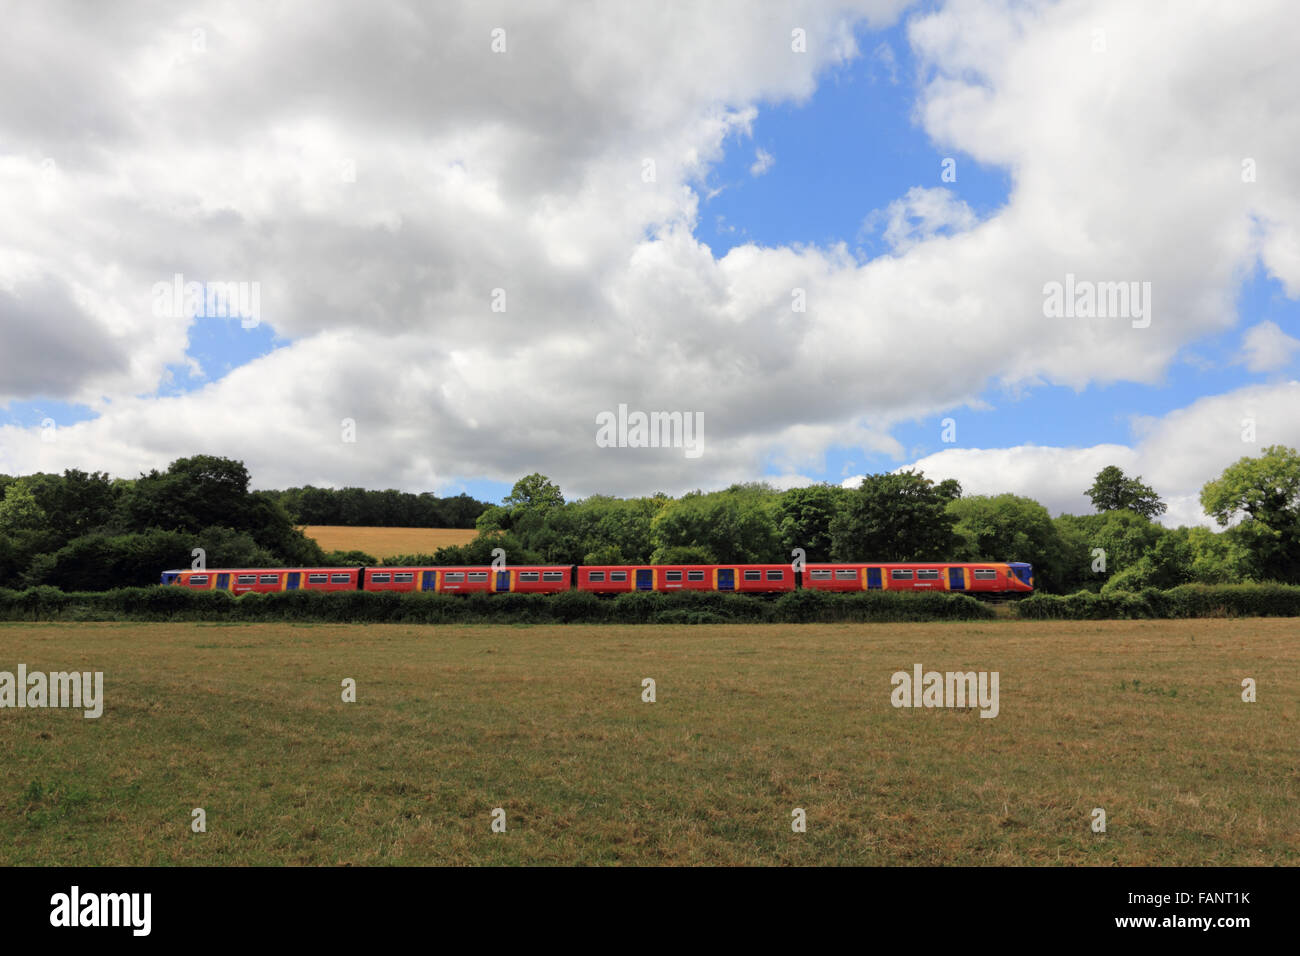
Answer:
[
  {"xmin": 0, "ymin": 0, "xmax": 1297, "ymax": 504},
  {"xmin": 872, "ymin": 185, "xmax": 977, "ymax": 251},
  {"xmin": 1238, "ymin": 320, "xmax": 1300, "ymax": 372}
]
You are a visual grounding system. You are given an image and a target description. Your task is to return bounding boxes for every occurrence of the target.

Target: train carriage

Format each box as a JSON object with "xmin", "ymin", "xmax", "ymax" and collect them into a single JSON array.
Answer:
[
  {"xmin": 578, "ymin": 564, "xmax": 795, "ymax": 594},
  {"xmin": 160, "ymin": 567, "xmax": 361, "ymax": 594},
  {"xmin": 362, "ymin": 566, "xmax": 571, "ymax": 594},
  {"xmin": 802, "ymin": 562, "xmax": 1033, "ymax": 594}
]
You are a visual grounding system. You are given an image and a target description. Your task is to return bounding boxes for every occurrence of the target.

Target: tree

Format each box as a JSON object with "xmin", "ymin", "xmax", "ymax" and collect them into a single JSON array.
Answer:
[
  {"xmin": 117, "ymin": 455, "xmax": 252, "ymax": 533},
  {"xmin": 503, "ymin": 473, "xmax": 565, "ymax": 515},
  {"xmin": 776, "ymin": 485, "xmax": 848, "ymax": 562},
  {"xmin": 829, "ymin": 470, "xmax": 959, "ymax": 562},
  {"xmin": 1200, "ymin": 445, "xmax": 1300, "ymax": 583},
  {"xmin": 649, "ymin": 489, "xmax": 780, "ymax": 564},
  {"xmin": 0, "ymin": 484, "xmax": 47, "ymax": 535},
  {"xmin": 1087, "ymin": 465, "xmax": 1167, "ymax": 520}
]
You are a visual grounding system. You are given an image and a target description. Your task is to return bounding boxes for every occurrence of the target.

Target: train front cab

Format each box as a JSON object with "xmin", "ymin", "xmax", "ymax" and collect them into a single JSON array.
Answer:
[{"xmin": 1007, "ymin": 562, "xmax": 1034, "ymax": 592}]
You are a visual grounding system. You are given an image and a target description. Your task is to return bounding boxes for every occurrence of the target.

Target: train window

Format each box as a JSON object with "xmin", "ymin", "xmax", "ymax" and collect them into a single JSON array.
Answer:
[
  {"xmin": 520, "ymin": 572, "xmax": 540, "ymax": 582},
  {"xmin": 809, "ymin": 570, "xmax": 832, "ymax": 580},
  {"xmin": 543, "ymin": 571, "xmax": 565, "ymax": 581},
  {"xmin": 468, "ymin": 572, "xmax": 488, "ymax": 582},
  {"xmin": 330, "ymin": 573, "xmax": 351, "ymax": 583},
  {"xmin": 189, "ymin": 575, "xmax": 208, "ymax": 584},
  {"xmin": 687, "ymin": 570, "xmax": 705, "ymax": 581},
  {"xmin": 766, "ymin": 570, "xmax": 784, "ymax": 580},
  {"xmin": 394, "ymin": 573, "xmax": 414, "ymax": 583},
  {"xmin": 835, "ymin": 569, "xmax": 858, "ymax": 580},
  {"xmin": 744, "ymin": 570, "xmax": 762, "ymax": 581},
  {"xmin": 917, "ymin": 569, "xmax": 940, "ymax": 580},
  {"xmin": 443, "ymin": 572, "xmax": 463, "ymax": 582},
  {"xmin": 665, "ymin": 571, "xmax": 683, "ymax": 581},
  {"xmin": 237, "ymin": 574, "xmax": 256, "ymax": 584},
  {"xmin": 610, "ymin": 571, "xmax": 627, "ymax": 581},
  {"xmin": 308, "ymin": 574, "xmax": 328, "ymax": 583},
  {"xmin": 371, "ymin": 573, "xmax": 391, "ymax": 583},
  {"xmin": 259, "ymin": 574, "xmax": 279, "ymax": 584},
  {"xmin": 588, "ymin": 571, "xmax": 606, "ymax": 582},
  {"xmin": 973, "ymin": 569, "xmax": 997, "ymax": 580},
  {"xmin": 890, "ymin": 569, "xmax": 914, "ymax": 580}
]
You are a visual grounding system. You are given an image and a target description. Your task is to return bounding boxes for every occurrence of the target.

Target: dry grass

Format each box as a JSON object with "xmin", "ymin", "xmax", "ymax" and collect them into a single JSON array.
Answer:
[
  {"xmin": 1, "ymin": 619, "xmax": 1296, "ymax": 866},
  {"xmin": 301, "ymin": 525, "xmax": 477, "ymax": 558}
]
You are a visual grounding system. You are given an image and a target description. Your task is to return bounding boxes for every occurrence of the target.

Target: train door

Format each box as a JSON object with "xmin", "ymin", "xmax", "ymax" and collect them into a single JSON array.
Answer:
[
  {"xmin": 717, "ymin": 568, "xmax": 734, "ymax": 591},
  {"xmin": 421, "ymin": 571, "xmax": 437, "ymax": 591},
  {"xmin": 286, "ymin": 572, "xmax": 300, "ymax": 590},
  {"xmin": 866, "ymin": 567, "xmax": 882, "ymax": 590},
  {"xmin": 948, "ymin": 567, "xmax": 965, "ymax": 590},
  {"xmin": 636, "ymin": 569, "xmax": 653, "ymax": 591},
  {"xmin": 496, "ymin": 570, "xmax": 511, "ymax": 593},
  {"xmin": 216, "ymin": 573, "xmax": 230, "ymax": 591}
]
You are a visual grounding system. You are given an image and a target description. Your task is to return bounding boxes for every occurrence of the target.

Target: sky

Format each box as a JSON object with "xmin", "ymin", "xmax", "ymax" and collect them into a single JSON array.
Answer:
[{"xmin": 1, "ymin": 0, "xmax": 1299, "ymax": 528}]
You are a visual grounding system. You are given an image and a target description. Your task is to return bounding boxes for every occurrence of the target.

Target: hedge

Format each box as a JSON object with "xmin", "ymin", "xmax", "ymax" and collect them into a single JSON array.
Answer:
[
  {"xmin": 0, "ymin": 586, "xmax": 995, "ymax": 624},
  {"xmin": 1012, "ymin": 583, "xmax": 1300, "ymax": 619}
]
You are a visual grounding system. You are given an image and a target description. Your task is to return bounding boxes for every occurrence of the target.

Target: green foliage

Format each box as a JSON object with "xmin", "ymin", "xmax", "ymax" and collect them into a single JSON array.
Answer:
[
  {"xmin": 0, "ymin": 585, "xmax": 994, "ymax": 623},
  {"xmin": 776, "ymin": 485, "xmax": 847, "ymax": 562},
  {"xmin": 1086, "ymin": 465, "xmax": 1167, "ymax": 519},
  {"xmin": 0, "ymin": 484, "xmax": 47, "ymax": 535},
  {"xmin": 321, "ymin": 549, "xmax": 379, "ymax": 566},
  {"xmin": 830, "ymin": 470, "xmax": 959, "ymax": 562},
  {"xmin": 649, "ymin": 486, "xmax": 781, "ymax": 564},
  {"xmin": 504, "ymin": 473, "xmax": 565, "ymax": 515},
  {"xmin": 1015, "ymin": 583, "xmax": 1300, "ymax": 619},
  {"xmin": 266, "ymin": 486, "xmax": 486, "ymax": 527},
  {"xmin": 1200, "ymin": 445, "xmax": 1300, "ymax": 583}
]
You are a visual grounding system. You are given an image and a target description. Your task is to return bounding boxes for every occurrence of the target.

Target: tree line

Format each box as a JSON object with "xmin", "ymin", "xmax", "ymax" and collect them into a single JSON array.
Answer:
[
  {"xmin": 0, "ymin": 456, "xmax": 488, "ymax": 591},
  {"xmin": 416, "ymin": 448, "xmax": 1300, "ymax": 594},
  {"xmin": 2, "ymin": 446, "xmax": 1298, "ymax": 593}
]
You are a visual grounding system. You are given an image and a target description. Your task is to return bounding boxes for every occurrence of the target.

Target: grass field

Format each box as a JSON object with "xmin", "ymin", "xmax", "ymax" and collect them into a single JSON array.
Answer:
[
  {"xmin": 301, "ymin": 525, "xmax": 477, "ymax": 558},
  {"xmin": 1, "ymin": 619, "xmax": 1295, "ymax": 866}
]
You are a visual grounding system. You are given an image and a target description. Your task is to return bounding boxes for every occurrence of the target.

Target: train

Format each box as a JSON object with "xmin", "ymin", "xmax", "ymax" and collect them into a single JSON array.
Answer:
[{"xmin": 160, "ymin": 561, "xmax": 1034, "ymax": 596}]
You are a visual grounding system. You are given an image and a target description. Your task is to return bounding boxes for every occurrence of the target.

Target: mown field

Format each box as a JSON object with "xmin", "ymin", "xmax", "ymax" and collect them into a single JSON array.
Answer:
[
  {"xmin": 300, "ymin": 525, "xmax": 477, "ymax": 557},
  {"xmin": 1, "ymin": 620, "xmax": 1295, "ymax": 866}
]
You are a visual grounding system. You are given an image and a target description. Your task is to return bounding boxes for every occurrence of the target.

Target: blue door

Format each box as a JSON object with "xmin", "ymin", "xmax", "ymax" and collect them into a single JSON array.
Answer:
[
  {"xmin": 496, "ymin": 571, "xmax": 511, "ymax": 592},
  {"xmin": 216, "ymin": 573, "xmax": 230, "ymax": 591},
  {"xmin": 421, "ymin": 571, "xmax": 437, "ymax": 591},
  {"xmin": 948, "ymin": 567, "xmax": 964, "ymax": 590},
  {"xmin": 636, "ymin": 568, "xmax": 653, "ymax": 591},
  {"xmin": 286, "ymin": 572, "xmax": 300, "ymax": 590},
  {"xmin": 866, "ymin": 568, "xmax": 882, "ymax": 589},
  {"xmin": 717, "ymin": 568, "xmax": 734, "ymax": 591}
]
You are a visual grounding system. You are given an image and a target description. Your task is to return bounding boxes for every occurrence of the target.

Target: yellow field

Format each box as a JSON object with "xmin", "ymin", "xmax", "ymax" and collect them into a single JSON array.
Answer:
[{"xmin": 301, "ymin": 525, "xmax": 477, "ymax": 558}]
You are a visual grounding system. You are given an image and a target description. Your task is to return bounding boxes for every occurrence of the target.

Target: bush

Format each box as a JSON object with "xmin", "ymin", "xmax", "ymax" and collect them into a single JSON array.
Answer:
[{"xmin": 1013, "ymin": 583, "xmax": 1300, "ymax": 619}]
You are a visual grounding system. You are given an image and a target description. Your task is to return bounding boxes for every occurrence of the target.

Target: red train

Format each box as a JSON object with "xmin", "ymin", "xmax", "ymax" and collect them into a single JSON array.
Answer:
[{"xmin": 160, "ymin": 562, "xmax": 1033, "ymax": 595}]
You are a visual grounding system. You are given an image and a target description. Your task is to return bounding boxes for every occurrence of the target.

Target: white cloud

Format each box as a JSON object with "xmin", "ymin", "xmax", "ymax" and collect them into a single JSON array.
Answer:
[
  {"xmin": 872, "ymin": 185, "xmax": 976, "ymax": 251},
  {"xmin": 750, "ymin": 148, "xmax": 775, "ymax": 177},
  {"xmin": 840, "ymin": 381, "xmax": 1300, "ymax": 527},
  {"xmin": 1239, "ymin": 320, "xmax": 1300, "ymax": 372},
  {"xmin": 0, "ymin": 0, "xmax": 1297, "ymax": 503}
]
